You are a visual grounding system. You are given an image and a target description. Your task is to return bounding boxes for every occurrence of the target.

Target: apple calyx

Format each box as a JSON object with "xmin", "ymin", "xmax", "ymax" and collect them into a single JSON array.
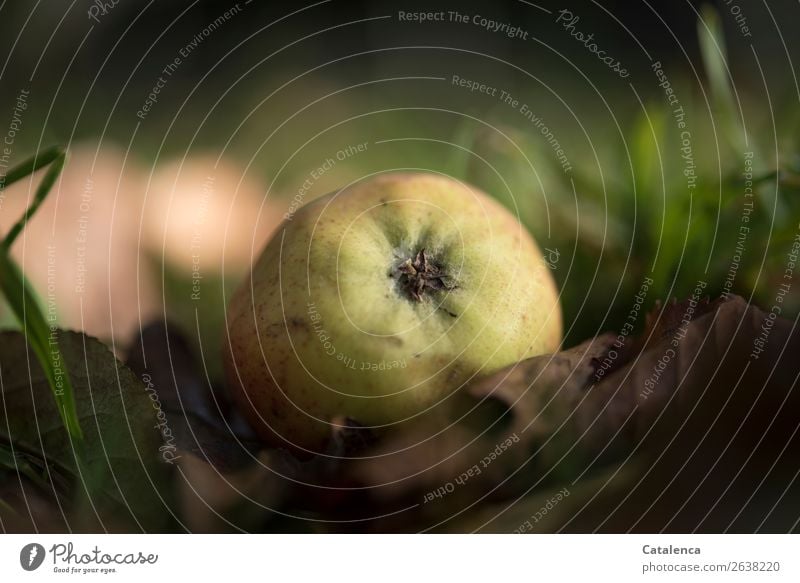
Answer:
[{"xmin": 393, "ymin": 248, "xmax": 456, "ymax": 302}]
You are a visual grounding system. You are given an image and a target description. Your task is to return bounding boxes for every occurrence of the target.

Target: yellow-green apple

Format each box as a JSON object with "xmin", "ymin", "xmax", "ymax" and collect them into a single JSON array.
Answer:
[{"xmin": 224, "ymin": 172, "xmax": 561, "ymax": 453}]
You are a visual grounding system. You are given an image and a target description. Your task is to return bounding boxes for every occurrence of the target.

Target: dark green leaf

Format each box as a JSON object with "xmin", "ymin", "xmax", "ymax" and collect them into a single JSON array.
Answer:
[{"xmin": 0, "ymin": 330, "xmax": 173, "ymax": 531}]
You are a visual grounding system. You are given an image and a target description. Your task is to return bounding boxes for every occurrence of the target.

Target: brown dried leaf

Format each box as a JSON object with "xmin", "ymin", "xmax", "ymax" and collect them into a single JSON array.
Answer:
[
  {"xmin": 126, "ymin": 320, "xmax": 297, "ymax": 532},
  {"xmin": 320, "ymin": 335, "xmax": 617, "ymax": 525},
  {"xmin": 126, "ymin": 321, "xmax": 261, "ymax": 472},
  {"xmin": 467, "ymin": 332, "xmax": 617, "ymax": 459}
]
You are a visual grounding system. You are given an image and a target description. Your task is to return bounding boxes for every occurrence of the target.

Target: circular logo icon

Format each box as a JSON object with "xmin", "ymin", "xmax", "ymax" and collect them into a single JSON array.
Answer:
[{"xmin": 19, "ymin": 543, "xmax": 46, "ymax": 571}]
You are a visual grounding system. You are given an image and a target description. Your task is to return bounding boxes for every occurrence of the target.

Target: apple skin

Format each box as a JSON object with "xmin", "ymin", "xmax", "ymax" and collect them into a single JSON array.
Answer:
[{"xmin": 224, "ymin": 172, "xmax": 561, "ymax": 453}]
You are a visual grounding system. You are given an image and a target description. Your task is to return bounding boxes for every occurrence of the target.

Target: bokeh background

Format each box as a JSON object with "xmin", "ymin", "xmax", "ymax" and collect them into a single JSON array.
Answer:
[{"xmin": 0, "ymin": 0, "xmax": 800, "ymax": 532}]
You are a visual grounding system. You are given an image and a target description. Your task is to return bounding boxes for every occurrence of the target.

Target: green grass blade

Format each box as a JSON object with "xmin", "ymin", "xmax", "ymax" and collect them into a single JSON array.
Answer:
[
  {"xmin": 2, "ymin": 151, "xmax": 66, "ymax": 249},
  {"xmin": 0, "ymin": 244, "xmax": 84, "ymax": 443},
  {"xmin": 698, "ymin": 6, "xmax": 747, "ymax": 154}
]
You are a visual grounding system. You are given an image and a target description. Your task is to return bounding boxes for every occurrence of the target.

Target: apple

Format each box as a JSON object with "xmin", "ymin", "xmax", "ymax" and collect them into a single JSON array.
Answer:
[{"xmin": 224, "ymin": 172, "xmax": 562, "ymax": 453}]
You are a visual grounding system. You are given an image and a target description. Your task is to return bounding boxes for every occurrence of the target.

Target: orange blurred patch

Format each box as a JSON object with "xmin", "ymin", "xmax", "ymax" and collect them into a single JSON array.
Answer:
[{"xmin": 0, "ymin": 144, "xmax": 157, "ymax": 341}]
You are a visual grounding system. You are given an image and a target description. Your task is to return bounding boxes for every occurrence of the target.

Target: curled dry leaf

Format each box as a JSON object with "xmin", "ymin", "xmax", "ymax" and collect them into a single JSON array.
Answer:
[
  {"xmin": 335, "ymin": 335, "xmax": 614, "ymax": 502},
  {"xmin": 601, "ymin": 295, "xmax": 726, "ymax": 372},
  {"xmin": 466, "ymin": 332, "xmax": 618, "ymax": 468}
]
